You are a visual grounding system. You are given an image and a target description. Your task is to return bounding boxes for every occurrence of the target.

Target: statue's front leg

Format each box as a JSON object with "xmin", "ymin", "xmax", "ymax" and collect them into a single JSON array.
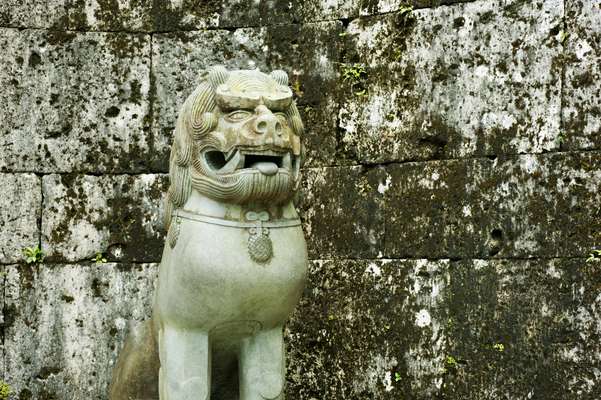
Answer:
[
  {"xmin": 239, "ymin": 327, "xmax": 285, "ymax": 400},
  {"xmin": 158, "ymin": 324, "xmax": 211, "ymax": 400}
]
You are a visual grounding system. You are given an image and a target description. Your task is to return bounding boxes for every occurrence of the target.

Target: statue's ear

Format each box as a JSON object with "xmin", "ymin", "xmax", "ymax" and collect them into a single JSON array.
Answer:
[
  {"xmin": 270, "ymin": 70, "xmax": 289, "ymax": 86},
  {"xmin": 207, "ymin": 65, "xmax": 229, "ymax": 89}
]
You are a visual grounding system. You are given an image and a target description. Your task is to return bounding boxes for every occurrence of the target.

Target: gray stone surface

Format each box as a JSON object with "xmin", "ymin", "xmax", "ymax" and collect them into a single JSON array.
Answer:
[
  {"xmin": 1, "ymin": 0, "xmax": 344, "ymax": 31},
  {"xmin": 0, "ymin": 0, "xmax": 67, "ymax": 29},
  {"xmin": 292, "ymin": 0, "xmax": 358, "ymax": 21},
  {"xmin": 147, "ymin": 0, "xmax": 366, "ymax": 31},
  {"xmin": 0, "ymin": 0, "xmax": 191, "ymax": 31},
  {"xmin": 0, "ymin": 28, "xmax": 152, "ymax": 173},
  {"xmin": 338, "ymin": 0, "xmax": 564, "ymax": 164},
  {"xmin": 0, "ymin": 173, "xmax": 41, "ymax": 264},
  {"xmin": 2, "ymin": 263, "xmax": 158, "ymax": 400},
  {"xmin": 0, "ymin": 265, "xmax": 4, "ymax": 367},
  {"xmin": 151, "ymin": 22, "xmax": 342, "ymax": 170},
  {"xmin": 0, "ymin": 0, "xmax": 481, "ymax": 32},
  {"xmin": 563, "ymin": 0, "xmax": 601, "ymax": 151},
  {"xmin": 384, "ymin": 151, "xmax": 601, "ymax": 259},
  {"xmin": 444, "ymin": 258, "xmax": 601, "ymax": 399},
  {"xmin": 287, "ymin": 257, "xmax": 601, "ymax": 399},
  {"xmin": 299, "ymin": 166, "xmax": 386, "ymax": 259},
  {"xmin": 42, "ymin": 174, "xmax": 168, "ymax": 262},
  {"xmin": 287, "ymin": 259, "xmax": 450, "ymax": 399},
  {"xmin": 359, "ymin": 0, "xmax": 477, "ymax": 15},
  {"xmin": 57, "ymin": 0, "xmax": 157, "ymax": 31}
]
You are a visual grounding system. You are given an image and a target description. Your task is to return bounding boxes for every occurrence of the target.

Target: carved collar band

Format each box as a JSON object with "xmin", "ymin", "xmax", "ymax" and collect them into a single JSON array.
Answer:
[{"xmin": 174, "ymin": 209, "xmax": 301, "ymax": 229}]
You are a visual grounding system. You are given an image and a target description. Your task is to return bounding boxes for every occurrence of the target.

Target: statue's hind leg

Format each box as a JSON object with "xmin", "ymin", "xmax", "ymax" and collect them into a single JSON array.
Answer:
[
  {"xmin": 158, "ymin": 324, "xmax": 211, "ymax": 400},
  {"xmin": 239, "ymin": 327, "xmax": 285, "ymax": 400}
]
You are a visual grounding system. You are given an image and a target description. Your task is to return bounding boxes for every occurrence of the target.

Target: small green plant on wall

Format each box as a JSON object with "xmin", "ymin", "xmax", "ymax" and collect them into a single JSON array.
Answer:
[
  {"xmin": 22, "ymin": 245, "xmax": 44, "ymax": 264},
  {"xmin": 339, "ymin": 63, "xmax": 368, "ymax": 96},
  {"xmin": 340, "ymin": 63, "xmax": 366, "ymax": 84},
  {"xmin": 442, "ymin": 355, "xmax": 462, "ymax": 374},
  {"xmin": 291, "ymin": 77, "xmax": 303, "ymax": 98},
  {"xmin": 587, "ymin": 250, "xmax": 601, "ymax": 263},
  {"xmin": 92, "ymin": 252, "xmax": 108, "ymax": 264},
  {"xmin": 0, "ymin": 381, "xmax": 11, "ymax": 400},
  {"xmin": 445, "ymin": 355, "xmax": 458, "ymax": 368},
  {"xmin": 555, "ymin": 131, "xmax": 568, "ymax": 147},
  {"xmin": 493, "ymin": 343, "xmax": 505, "ymax": 352},
  {"xmin": 398, "ymin": 4, "xmax": 413, "ymax": 15}
]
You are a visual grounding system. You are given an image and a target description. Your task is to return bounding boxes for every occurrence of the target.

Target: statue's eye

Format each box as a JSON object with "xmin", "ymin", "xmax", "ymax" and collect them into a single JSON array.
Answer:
[{"xmin": 226, "ymin": 110, "xmax": 252, "ymax": 122}]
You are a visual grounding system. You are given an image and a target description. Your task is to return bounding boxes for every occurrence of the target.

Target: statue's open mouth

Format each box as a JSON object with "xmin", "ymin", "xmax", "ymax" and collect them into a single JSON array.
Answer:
[{"xmin": 203, "ymin": 148, "xmax": 298, "ymax": 176}]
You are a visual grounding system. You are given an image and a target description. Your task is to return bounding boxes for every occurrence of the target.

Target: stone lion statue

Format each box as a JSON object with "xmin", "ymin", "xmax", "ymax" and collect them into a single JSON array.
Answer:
[{"xmin": 109, "ymin": 66, "xmax": 308, "ymax": 400}]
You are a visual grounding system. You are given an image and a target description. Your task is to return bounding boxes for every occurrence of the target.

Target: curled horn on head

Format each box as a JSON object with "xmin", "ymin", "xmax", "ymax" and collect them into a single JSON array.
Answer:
[
  {"xmin": 270, "ymin": 70, "xmax": 289, "ymax": 86},
  {"xmin": 207, "ymin": 65, "xmax": 229, "ymax": 89}
]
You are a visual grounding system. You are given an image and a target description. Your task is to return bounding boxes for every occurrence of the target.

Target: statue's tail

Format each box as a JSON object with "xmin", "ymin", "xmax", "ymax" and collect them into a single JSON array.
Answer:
[{"xmin": 109, "ymin": 318, "xmax": 160, "ymax": 400}]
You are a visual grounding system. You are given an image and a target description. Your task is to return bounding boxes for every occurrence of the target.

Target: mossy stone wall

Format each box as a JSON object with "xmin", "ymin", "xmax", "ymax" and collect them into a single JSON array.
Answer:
[{"xmin": 0, "ymin": 0, "xmax": 600, "ymax": 399}]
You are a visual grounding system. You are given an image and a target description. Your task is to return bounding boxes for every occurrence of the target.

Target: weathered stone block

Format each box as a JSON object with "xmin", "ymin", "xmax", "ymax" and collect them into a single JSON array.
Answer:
[
  {"xmin": 151, "ymin": 22, "xmax": 341, "ymax": 170},
  {"xmin": 42, "ymin": 174, "xmax": 168, "ymax": 262},
  {"xmin": 196, "ymin": 0, "xmax": 362, "ymax": 24},
  {"xmin": 384, "ymin": 151, "xmax": 601, "ymax": 259},
  {"xmin": 562, "ymin": 0, "xmax": 601, "ymax": 151},
  {"xmin": 286, "ymin": 259, "xmax": 449, "ymax": 399},
  {"xmin": 339, "ymin": 0, "xmax": 563, "ymax": 164},
  {"xmin": 299, "ymin": 166, "xmax": 385, "ymax": 259},
  {"xmin": 0, "ymin": 0, "xmax": 353, "ymax": 31},
  {"xmin": 0, "ymin": 265, "xmax": 4, "ymax": 355},
  {"xmin": 444, "ymin": 258, "xmax": 601, "ymax": 400},
  {"xmin": 0, "ymin": 0, "xmax": 67, "ymax": 29},
  {"xmin": 359, "ymin": 0, "xmax": 477, "ymax": 15},
  {"xmin": 0, "ymin": 29, "xmax": 152, "ymax": 173},
  {"xmin": 298, "ymin": 100, "xmax": 341, "ymax": 167},
  {"xmin": 292, "ymin": 0, "xmax": 359, "ymax": 22},
  {"xmin": 218, "ymin": 0, "xmax": 293, "ymax": 27},
  {"xmin": 0, "ymin": 1, "xmax": 165, "ymax": 31},
  {"xmin": 290, "ymin": 0, "xmax": 477, "ymax": 22},
  {"xmin": 0, "ymin": 174, "xmax": 41, "ymax": 264},
  {"xmin": 2, "ymin": 263, "xmax": 158, "ymax": 400},
  {"xmin": 58, "ymin": 0, "xmax": 157, "ymax": 31},
  {"xmin": 151, "ymin": 0, "xmax": 354, "ymax": 27}
]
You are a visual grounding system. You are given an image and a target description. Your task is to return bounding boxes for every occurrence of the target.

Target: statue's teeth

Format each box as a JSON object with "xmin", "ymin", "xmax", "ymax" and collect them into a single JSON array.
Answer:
[
  {"xmin": 219, "ymin": 150, "xmax": 244, "ymax": 173},
  {"xmin": 225, "ymin": 148, "xmax": 238, "ymax": 160},
  {"xmin": 282, "ymin": 152, "xmax": 292, "ymax": 169}
]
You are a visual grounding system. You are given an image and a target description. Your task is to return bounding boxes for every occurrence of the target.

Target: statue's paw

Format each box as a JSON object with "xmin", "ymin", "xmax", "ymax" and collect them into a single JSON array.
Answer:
[
  {"xmin": 258, "ymin": 372, "xmax": 284, "ymax": 400},
  {"xmin": 167, "ymin": 377, "xmax": 209, "ymax": 400}
]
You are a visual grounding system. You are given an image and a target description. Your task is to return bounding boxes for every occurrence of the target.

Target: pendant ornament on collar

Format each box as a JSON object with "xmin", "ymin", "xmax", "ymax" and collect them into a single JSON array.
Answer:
[{"xmin": 246, "ymin": 210, "xmax": 273, "ymax": 263}]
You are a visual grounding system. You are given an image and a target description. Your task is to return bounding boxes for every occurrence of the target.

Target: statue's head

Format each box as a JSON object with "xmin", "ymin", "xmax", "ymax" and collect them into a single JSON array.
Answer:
[{"xmin": 165, "ymin": 66, "xmax": 304, "ymax": 227}]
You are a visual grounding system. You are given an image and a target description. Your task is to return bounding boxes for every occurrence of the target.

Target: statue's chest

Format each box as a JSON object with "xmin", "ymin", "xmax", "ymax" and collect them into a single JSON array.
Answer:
[
  {"xmin": 159, "ymin": 216, "xmax": 308, "ymax": 327},
  {"xmin": 169, "ymin": 210, "xmax": 303, "ymax": 264},
  {"xmin": 170, "ymin": 214, "xmax": 307, "ymax": 289}
]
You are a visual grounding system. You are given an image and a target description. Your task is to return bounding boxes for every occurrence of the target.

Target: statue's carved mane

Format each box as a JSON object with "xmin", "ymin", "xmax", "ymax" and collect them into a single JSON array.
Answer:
[{"xmin": 164, "ymin": 66, "xmax": 305, "ymax": 230}]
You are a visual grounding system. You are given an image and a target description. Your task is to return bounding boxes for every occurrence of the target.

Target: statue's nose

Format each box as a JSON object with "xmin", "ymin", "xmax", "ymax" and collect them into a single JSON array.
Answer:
[{"xmin": 253, "ymin": 106, "xmax": 283, "ymax": 137}]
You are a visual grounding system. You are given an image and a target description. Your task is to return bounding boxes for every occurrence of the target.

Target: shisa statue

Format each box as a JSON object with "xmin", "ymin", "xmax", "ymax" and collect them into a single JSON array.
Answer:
[{"xmin": 110, "ymin": 66, "xmax": 308, "ymax": 400}]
